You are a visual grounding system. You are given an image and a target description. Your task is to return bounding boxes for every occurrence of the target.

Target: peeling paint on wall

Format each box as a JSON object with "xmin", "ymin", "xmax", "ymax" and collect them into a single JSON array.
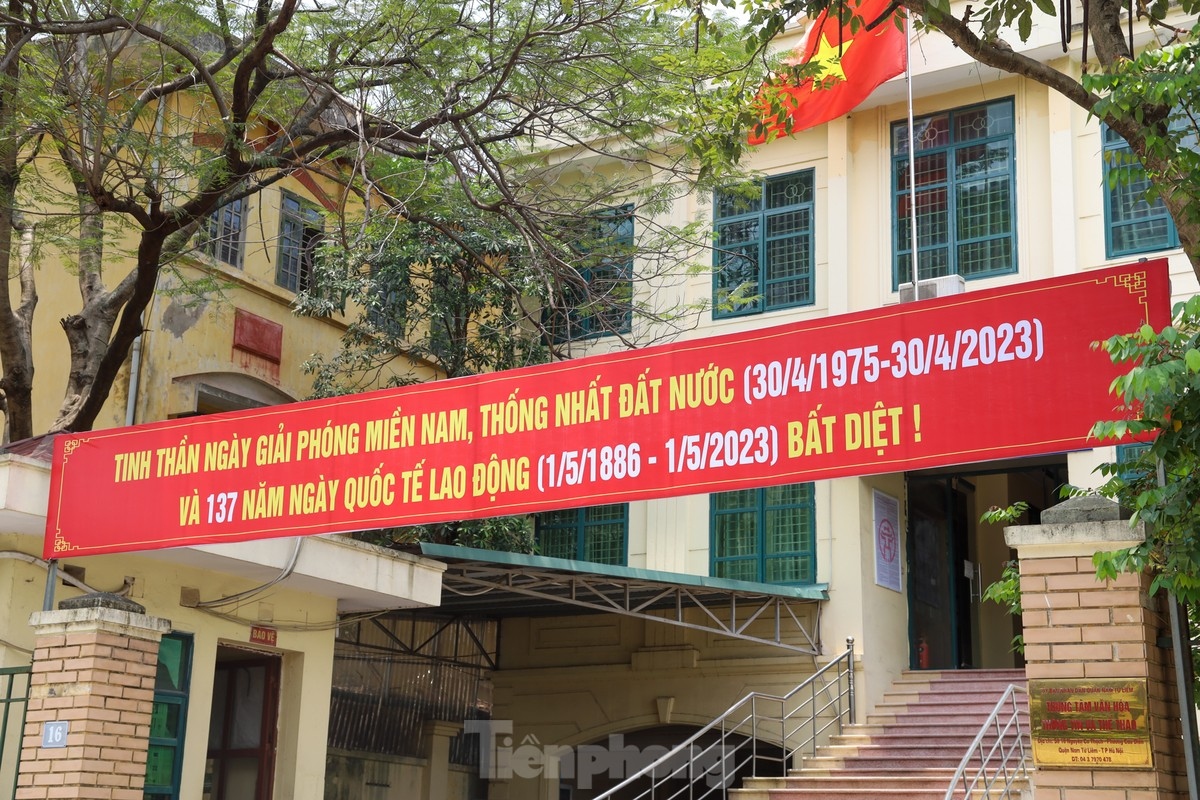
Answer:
[{"xmin": 161, "ymin": 299, "xmax": 208, "ymax": 338}]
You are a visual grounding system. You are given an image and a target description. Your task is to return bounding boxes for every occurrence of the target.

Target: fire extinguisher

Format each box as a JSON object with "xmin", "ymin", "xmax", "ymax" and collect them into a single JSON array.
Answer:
[{"xmin": 916, "ymin": 637, "xmax": 930, "ymax": 669}]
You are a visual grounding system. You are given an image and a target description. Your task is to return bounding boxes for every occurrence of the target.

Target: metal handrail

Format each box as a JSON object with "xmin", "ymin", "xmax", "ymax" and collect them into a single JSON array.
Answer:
[
  {"xmin": 943, "ymin": 684, "xmax": 1030, "ymax": 800},
  {"xmin": 592, "ymin": 637, "xmax": 856, "ymax": 800}
]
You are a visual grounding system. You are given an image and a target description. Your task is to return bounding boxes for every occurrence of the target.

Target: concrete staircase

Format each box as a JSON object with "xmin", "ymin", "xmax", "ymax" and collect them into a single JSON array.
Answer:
[{"xmin": 732, "ymin": 669, "xmax": 1032, "ymax": 800}]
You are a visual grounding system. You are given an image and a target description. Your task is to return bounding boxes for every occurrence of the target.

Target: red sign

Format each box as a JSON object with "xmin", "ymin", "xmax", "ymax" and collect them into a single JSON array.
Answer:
[
  {"xmin": 250, "ymin": 626, "xmax": 278, "ymax": 647},
  {"xmin": 45, "ymin": 261, "xmax": 1168, "ymax": 558}
]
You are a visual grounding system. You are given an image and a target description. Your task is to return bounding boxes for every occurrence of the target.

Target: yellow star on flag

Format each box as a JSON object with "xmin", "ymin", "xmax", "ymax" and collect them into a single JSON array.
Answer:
[
  {"xmin": 807, "ymin": 33, "xmax": 853, "ymax": 86},
  {"xmin": 748, "ymin": 0, "xmax": 907, "ymax": 144}
]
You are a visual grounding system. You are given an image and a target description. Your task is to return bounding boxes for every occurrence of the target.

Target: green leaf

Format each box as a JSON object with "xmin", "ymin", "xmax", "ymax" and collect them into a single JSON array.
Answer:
[{"xmin": 1186, "ymin": 349, "xmax": 1200, "ymax": 373}]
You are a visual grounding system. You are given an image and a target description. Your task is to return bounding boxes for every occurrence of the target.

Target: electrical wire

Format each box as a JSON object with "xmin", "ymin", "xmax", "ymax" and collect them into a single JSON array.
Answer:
[
  {"xmin": 194, "ymin": 537, "xmax": 305, "ymax": 608},
  {"xmin": 194, "ymin": 604, "xmax": 393, "ymax": 632},
  {"xmin": 0, "ymin": 551, "xmax": 133, "ymax": 596}
]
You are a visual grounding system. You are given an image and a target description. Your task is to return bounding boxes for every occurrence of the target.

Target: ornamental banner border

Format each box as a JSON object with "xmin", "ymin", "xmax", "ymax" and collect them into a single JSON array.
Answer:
[{"xmin": 45, "ymin": 260, "xmax": 1169, "ymax": 558}]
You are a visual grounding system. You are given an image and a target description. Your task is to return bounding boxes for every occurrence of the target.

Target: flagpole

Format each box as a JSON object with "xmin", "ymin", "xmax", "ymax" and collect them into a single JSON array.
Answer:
[{"xmin": 904, "ymin": 10, "xmax": 920, "ymax": 285}]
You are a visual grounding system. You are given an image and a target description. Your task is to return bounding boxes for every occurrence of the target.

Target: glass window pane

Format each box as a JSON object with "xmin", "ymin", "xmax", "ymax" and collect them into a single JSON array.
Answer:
[
  {"xmin": 583, "ymin": 524, "xmax": 625, "ymax": 565},
  {"xmin": 766, "ymin": 208, "xmax": 810, "ymax": 238},
  {"xmin": 537, "ymin": 505, "xmax": 627, "ymax": 565},
  {"xmin": 716, "ymin": 184, "xmax": 763, "ymax": 219},
  {"xmin": 208, "ymin": 671, "xmax": 228, "ymax": 749},
  {"xmin": 222, "ymin": 758, "xmax": 261, "ymax": 798},
  {"xmin": 555, "ymin": 206, "xmax": 634, "ymax": 341},
  {"xmin": 277, "ymin": 195, "xmax": 323, "ymax": 293},
  {"xmin": 155, "ymin": 638, "xmax": 185, "ymax": 692},
  {"xmin": 910, "ymin": 113, "xmax": 951, "ymax": 152},
  {"xmin": 539, "ymin": 527, "xmax": 577, "ymax": 560},
  {"xmin": 713, "ymin": 170, "xmax": 814, "ymax": 318},
  {"xmin": 956, "ymin": 178, "xmax": 1012, "ymax": 240},
  {"xmin": 146, "ymin": 744, "xmax": 176, "ymax": 788},
  {"xmin": 1104, "ymin": 140, "xmax": 1174, "ymax": 256},
  {"xmin": 766, "ymin": 173, "xmax": 812, "ymax": 209},
  {"xmin": 957, "ymin": 238, "xmax": 1013, "ymax": 277},
  {"xmin": 955, "ymin": 143, "xmax": 1010, "ymax": 181},
  {"xmin": 712, "ymin": 484, "xmax": 815, "ymax": 585},
  {"xmin": 954, "ymin": 102, "xmax": 1012, "ymax": 141},
  {"xmin": 150, "ymin": 702, "xmax": 182, "ymax": 739},
  {"xmin": 907, "ymin": 153, "xmax": 949, "ymax": 189},
  {"xmin": 715, "ymin": 245, "xmax": 760, "ymax": 311},
  {"xmin": 914, "ymin": 249, "xmax": 951, "ymax": 282},
  {"xmin": 715, "ymin": 559, "xmax": 758, "ymax": 582},
  {"xmin": 230, "ymin": 667, "xmax": 265, "ymax": 749},
  {"xmin": 1112, "ymin": 219, "xmax": 1172, "ymax": 254},
  {"xmin": 896, "ymin": 188, "xmax": 950, "ymax": 252},
  {"xmin": 763, "ymin": 239, "xmax": 811, "ymax": 286},
  {"xmin": 1111, "ymin": 174, "xmax": 1161, "ymax": 219},
  {"xmin": 766, "ymin": 510, "xmax": 806, "ymax": 553},
  {"xmin": 714, "ymin": 513, "xmax": 757, "ymax": 558},
  {"xmin": 718, "ymin": 219, "xmax": 760, "ymax": 245},
  {"xmin": 585, "ymin": 505, "xmax": 626, "ymax": 524},
  {"xmin": 892, "ymin": 99, "xmax": 1016, "ymax": 286},
  {"xmin": 766, "ymin": 555, "xmax": 812, "ymax": 583},
  {"xmin": 765, "ymin": 483, "xmax": 812, "ymax": 506},
  {"xmin": 713, "ymin": 489, "xmax": 756, "ymax": 512},
  {"xmin": 202, "ymin": 198, "xmax": 245, "ymax": 267}
]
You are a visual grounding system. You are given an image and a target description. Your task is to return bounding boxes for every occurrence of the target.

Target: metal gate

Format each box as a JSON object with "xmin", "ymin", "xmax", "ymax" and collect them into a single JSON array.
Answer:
[{"xmin": 1, "ymin": 665, "xmax": 32, "ymax": 799}]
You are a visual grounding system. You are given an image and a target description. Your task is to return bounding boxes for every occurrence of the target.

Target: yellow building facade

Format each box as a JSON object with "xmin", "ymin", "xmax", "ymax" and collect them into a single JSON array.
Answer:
[
  {"xmin": 0, "ymin": 115, "xmax": 452, "ymax": 799},
  {"xmin": 461, "ymin": 9, "xmax": 1199, "ymax": 800},
  {"xmin": 0, "ymin": 4, "xmax": 1196, "ymax": 800}
]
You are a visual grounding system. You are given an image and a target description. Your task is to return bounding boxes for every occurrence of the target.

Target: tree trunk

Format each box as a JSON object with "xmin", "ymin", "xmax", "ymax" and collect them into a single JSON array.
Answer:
[
  {"xmin": 0, "ymin": 0, "xmax": 32, "ymax": 443},
  {"xmin": 52, "ymin": 198, "xmax": 112, "ymax": 433},
  {"xmin": 57, "ymin": 228, "xmax": 167, "ymax": 433}
]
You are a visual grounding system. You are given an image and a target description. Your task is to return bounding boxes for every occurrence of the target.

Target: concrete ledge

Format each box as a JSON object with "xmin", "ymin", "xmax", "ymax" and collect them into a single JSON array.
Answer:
[
  {"xmin": 142, "ymin": 533, "xmax": 446, "ymax": 612},
  {"xmin": 1005, "ymin": 518, "xmax": 1145, "ymax": 558},
  {"xmin": 29, "ymin": 604, "xmax": 173, "ymax": 639}
]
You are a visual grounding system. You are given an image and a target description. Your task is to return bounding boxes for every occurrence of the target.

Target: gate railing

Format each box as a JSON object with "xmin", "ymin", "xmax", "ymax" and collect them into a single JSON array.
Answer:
[
  {"xmin": 943, "ymin": 684, "xmax": 1029, "ymax": 800},
  {"xmin": 593, "ymin": 637, "xmax": 856, "ymax": 800},
  {"xmin": 1, "ymin": 665, "xmax": 32, "ymax": 799}
]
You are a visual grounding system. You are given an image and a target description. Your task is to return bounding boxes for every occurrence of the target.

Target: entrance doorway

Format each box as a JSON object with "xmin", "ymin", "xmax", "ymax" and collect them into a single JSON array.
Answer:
[
  {"xmin": 204, "ymin": 646, "xmax": 281, "ymax": 800},
  {"xmin": 906, "ymin": 459, "xmax": 1066, "ymax": 670}
]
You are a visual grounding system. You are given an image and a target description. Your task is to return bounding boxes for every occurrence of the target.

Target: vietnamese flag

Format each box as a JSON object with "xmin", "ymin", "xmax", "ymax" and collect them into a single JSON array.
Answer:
[{"xmin": 750, "ymin": 0, "xmax": 906, "ymax": 144}]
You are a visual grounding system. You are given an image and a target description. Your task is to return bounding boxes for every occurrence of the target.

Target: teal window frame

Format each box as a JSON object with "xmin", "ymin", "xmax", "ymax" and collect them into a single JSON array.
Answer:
[
  {"xmin": 144, "ymin": 632, "xmax": 193, "ymax": 800},
  {"xmin": 536, "ymin": 504, "xmax": 628, "ymax": 565},
  {"xmin": 1116, "ymin": 441, "xmax": 1153, "ymax": 482},
  {"xmin": 553, "ymin": 206, "xmax": 634, "ymax": 341},
  {"xmin": 891, "ymin": 98, "xmax": 1017, "ymax": 287},
  {"xmin": 1116, "ymin": 442, "xmax": 1151, "ymax": 463},
  {"xmin": 1102, "ymin": 122, "xmax": 1193, "ymax": 258},
  {"xmin": 202, "ymin": 198, "xmax": 246, "ymax": 268},
  {"xmin": 710, "ymin": 483, "xmax": 816, "ymax": 585},
  {"xmin": 276, "ymin": 192, "xmax": 324, "ymax": 293},
  {"xmin": 712, "ymin": 170, "xmax": 815, "ymax": 319}
]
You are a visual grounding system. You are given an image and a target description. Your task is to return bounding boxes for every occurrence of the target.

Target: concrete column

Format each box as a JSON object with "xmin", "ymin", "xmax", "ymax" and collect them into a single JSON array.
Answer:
[
  {"xmin": 16, "ymin": 593, "xmax": 171, "ymax": 800},
  {"xmin": 1005, "ymin": 496, "xmax": 1186, "ymax": 800},
  {"xmin": 421, "ymin": 719, "xmax": 464, "ymax": 800}
]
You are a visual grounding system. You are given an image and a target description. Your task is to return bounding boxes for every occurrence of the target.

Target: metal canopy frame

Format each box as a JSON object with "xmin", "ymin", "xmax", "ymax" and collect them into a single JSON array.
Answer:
[
  {"xmin": 337, "ymin": 614, "xmax": 500, "ymax": 671},
  {"xmin": 421, "ymin": 544, "xmax": 827, "ymax": 655}
]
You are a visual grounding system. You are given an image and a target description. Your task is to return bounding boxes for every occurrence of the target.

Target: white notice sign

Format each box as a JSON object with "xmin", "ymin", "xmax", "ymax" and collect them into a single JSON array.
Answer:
[{"xmin": 874, "ymin": 489, "xmax": 902, "ymax": 592}]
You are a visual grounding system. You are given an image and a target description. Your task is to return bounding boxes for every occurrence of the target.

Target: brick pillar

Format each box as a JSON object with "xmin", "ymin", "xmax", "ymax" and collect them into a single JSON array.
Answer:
[
  {"xmin": 1005, "ymin": 496, "xmax": 1187, "ymax": 800},
  {"xmin": 16, "ymin": 593, "xmax": 171, "ymax": 800}
]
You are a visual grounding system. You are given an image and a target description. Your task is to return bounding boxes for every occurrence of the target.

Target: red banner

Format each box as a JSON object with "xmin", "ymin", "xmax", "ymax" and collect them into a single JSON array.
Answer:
[{"xmin": 45, "ymin": 261, "xmax": 1168, "ymax": 558}]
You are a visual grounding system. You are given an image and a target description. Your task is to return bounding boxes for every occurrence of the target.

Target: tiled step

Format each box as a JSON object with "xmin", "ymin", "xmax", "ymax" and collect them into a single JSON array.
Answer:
[
  {"xmin": 846, "ymin": 722, "xmax": 1024, "ymax": 736},
  {"xmin": 799, "ymin": 754, "xmax": 988, "ymax": 771},
  {"xmin": 829, "ymin": 732, "xmax": 1000, "ymax": 748},
  {"xmin": 730, "ymin": 668, "xmax": 1032, "ymax": 800}
]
